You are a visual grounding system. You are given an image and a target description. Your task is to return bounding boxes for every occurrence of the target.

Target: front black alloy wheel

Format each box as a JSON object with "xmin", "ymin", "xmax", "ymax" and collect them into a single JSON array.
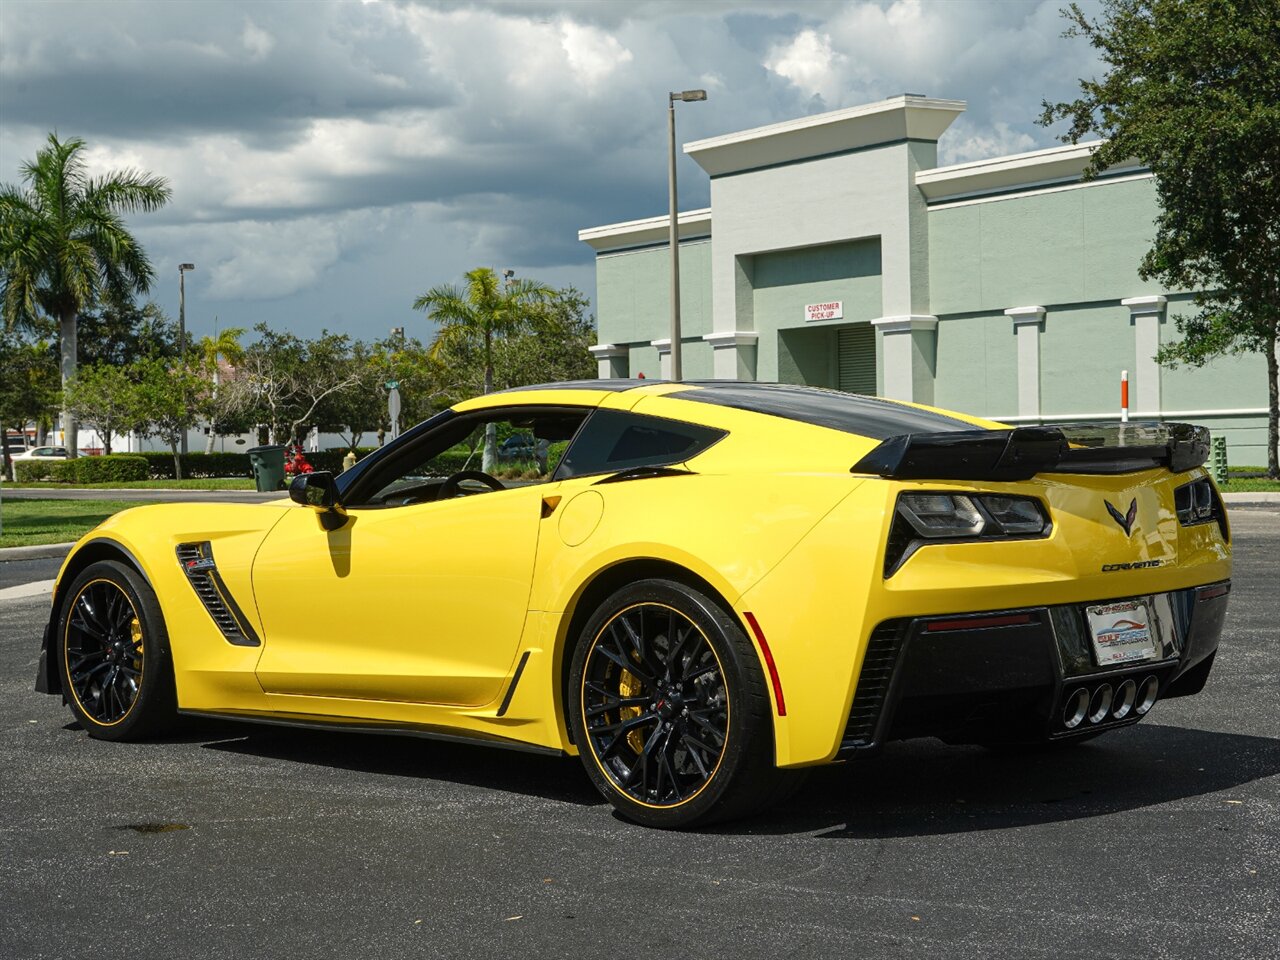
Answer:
[
  {"xmin": 569, "ymin": 579, "xmax": 801, "ymax": 828},
  {"xmin": 57, "ymin": 560, "xmax": 176, "ymax": 741}
]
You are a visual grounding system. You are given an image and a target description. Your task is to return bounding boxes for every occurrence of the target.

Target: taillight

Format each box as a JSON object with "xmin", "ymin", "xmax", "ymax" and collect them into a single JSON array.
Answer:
[{"xmin": 884, "ymin": 492, "xmax": 1051, "ymax": 576}]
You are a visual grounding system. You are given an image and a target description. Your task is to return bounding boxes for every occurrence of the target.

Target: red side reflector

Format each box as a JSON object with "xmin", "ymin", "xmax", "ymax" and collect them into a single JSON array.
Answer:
[
  {"xmin": 925, "ymin": 613, "xmax": 1034, "ymax": 633},
  {"xmin": 743, "ymin": 612, "xmax": 786, "ymax": 717},
  {"xmin": 1197, "ymin": 583, "xmax": 1230, "ymax": 601}
]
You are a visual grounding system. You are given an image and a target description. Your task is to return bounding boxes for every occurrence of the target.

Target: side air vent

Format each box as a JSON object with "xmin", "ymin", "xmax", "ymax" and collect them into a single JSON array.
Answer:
[
  {"xmin": 841, "ymin": 620, "xmax": 907, "ymax": 750},
  {"xmin": 176, "ymin": 542, "xmax": 260, "ymax": 647}
]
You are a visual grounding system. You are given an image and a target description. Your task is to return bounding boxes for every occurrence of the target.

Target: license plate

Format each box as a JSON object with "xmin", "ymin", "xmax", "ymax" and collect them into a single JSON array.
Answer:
[{"xmin": 1087, "ymin": 599, "xmax": 1159, "ymax": 666}]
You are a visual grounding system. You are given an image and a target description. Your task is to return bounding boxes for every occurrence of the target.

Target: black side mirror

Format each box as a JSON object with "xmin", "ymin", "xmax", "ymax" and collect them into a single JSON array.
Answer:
[
  {"xmin": 289, "ymin": 472, "xmax": 347, "ymax": 529},
  {"xmin": 290, "ymin": 471, "xmax": 338, "ymax": 508}
]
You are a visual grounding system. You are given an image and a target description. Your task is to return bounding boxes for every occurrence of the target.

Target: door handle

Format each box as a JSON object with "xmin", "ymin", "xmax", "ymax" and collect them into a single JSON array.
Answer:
[{"xmin": 541, "ymin": 495, "xmax": 561, "ymax": 519}]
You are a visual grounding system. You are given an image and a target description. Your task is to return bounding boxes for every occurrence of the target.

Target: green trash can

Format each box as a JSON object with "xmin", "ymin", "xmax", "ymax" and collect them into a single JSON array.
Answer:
[{"xmin": 247, "ymin": 444, "xmax": 287, "ymax": 492}]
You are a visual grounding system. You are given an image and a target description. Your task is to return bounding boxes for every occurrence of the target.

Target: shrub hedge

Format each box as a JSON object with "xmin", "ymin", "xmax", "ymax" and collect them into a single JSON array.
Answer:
[
  {"xmin": 135, "ymin": 449, "xmax": 379, "ymax": 479},
  {"xmin": 15, "ymin": 454, "xmax": 149, "ymax": 484},
  {"xmin": 12, "ymin": 460, "xmax": 54, "ymax": 482}
]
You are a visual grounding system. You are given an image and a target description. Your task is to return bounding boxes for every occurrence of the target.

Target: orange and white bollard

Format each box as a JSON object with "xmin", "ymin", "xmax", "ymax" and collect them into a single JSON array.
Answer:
[{"xmin": 1120, "ymin": 369, "xmax": 1130, "ymax": 422}]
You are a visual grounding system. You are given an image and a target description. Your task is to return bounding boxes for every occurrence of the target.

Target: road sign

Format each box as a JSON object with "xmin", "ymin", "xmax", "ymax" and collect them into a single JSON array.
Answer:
[{"xmin": 384, "ymin": 380, "xmax": 399, "ymax": 390}]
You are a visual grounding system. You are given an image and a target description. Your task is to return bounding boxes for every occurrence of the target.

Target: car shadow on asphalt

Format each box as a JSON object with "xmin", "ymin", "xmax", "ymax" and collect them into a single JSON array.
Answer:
[
  {"xmin": 726, "ymin": 722, "xmax": 1280, "ymax": 838},
  {"xmin": 197, "ymin": 723, "xmax": 604, "ymax": 807}
]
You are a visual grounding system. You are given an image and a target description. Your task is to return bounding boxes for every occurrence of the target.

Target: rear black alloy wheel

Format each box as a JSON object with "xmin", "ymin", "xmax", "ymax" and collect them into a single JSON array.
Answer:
[
  {"xmin": 581, "ymin": 601, "xmax": 729, "ymax": 807},
  {"xmin": 57, "ymin": 560, "xmax": 176, "ymax": 741},
  {"xmin": 569, "ymin": 579, "xmax": 801, "ymax": 828}
]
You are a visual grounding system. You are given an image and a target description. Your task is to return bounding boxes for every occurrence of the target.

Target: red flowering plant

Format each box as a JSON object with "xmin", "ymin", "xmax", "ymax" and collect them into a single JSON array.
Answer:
[{"xmin": 284, "ymin": 444, "xmax": 314, "ymax": 477}]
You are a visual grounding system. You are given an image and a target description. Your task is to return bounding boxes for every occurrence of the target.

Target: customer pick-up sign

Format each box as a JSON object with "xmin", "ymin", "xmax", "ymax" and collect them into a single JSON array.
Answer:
[{"xmin": 805, "ymin": 301, "xmax": 843, "ymax": 322}]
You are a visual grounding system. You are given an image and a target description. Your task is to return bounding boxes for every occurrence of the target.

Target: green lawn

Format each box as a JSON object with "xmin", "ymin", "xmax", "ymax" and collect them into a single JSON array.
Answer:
[
  {"xmin": 6, "ymin": 477, "xmax": 255, "ymax": 490},
  {"xmin": 1220, "ymin": 477, "xmax": 1280, "ymax": 492},
  {"xmin": 0, "ymin": 498, "xmax": 162, "ymax": 549},
  {"xmin": 1221, "ymin": 467, "xmax": 1280, "ymax": 492}
]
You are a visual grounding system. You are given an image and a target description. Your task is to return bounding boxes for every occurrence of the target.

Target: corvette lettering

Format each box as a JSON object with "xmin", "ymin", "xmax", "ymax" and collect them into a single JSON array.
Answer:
[{"xmin": 1101, "ymin": 560, "xmax": 1165, "ymax": 572}]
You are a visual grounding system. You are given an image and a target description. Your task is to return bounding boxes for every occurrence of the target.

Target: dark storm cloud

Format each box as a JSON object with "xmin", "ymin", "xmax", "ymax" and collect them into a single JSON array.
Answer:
[{"xmin": 0, "ymin": 0, "xmax": 455, "ymax": 141}]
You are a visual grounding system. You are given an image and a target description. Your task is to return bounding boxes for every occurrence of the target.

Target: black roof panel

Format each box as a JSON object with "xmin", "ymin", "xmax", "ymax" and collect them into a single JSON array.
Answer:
[{"xmin": 668, "ymin": 382, "xmax": 976, "ymax": 440}]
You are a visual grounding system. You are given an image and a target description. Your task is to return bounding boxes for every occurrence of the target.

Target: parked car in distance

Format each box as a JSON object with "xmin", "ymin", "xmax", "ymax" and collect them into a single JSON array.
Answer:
[
  {"xmin": 496, "ymin": 433, "xmax": 536, "ymax": 461},
  {"xmin": 12, "ymin": 446, "xmax": 69, "ymax": 460}
]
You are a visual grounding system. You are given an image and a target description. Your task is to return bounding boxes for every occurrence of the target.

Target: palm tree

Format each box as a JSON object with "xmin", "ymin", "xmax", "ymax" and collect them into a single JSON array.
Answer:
[
  {"xmin": 0, "ymin": 133, "xmax": 171, "ymax": 456},
  {"xmin": 197, "ymin": 324, "xmax": 246, "ymax": 453},
  {"xmin": 413, "ymin": 267, "xmax": 552, "ymax": 469}
]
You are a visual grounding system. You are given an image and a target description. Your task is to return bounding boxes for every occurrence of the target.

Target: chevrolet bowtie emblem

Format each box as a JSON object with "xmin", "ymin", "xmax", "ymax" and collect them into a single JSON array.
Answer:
[{"xmin": 1105, "ymin": 498, "xmax": 1138, "ymax": 536}]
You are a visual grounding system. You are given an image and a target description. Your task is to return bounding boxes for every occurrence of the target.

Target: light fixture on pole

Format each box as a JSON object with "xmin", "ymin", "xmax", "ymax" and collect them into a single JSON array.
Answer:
[
  {"xmin": 668, "ymin": 89, "xmax": 706, "ymax": 382},
  {"xmin": 178, "ymin": 263, "xmax": 195, "ymax": 454}
]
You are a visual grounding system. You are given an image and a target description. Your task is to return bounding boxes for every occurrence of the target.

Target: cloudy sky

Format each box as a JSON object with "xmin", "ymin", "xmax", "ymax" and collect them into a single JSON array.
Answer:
[{"xmin": 0, "ymin": 0, "xmax": 1103, "ymax": 344}]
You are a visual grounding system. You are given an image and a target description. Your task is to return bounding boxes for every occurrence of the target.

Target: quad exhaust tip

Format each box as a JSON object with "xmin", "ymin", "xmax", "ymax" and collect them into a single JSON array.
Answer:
[{"xmin": 1062, "ymin": 675, "xmax": 1158, "ymax": 729}]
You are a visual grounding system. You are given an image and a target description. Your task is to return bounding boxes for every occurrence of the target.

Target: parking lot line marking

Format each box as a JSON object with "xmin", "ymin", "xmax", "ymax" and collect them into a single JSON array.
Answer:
[{"xmin": 0, "ymin": 579, "xmax": 54, "ymax": 602}]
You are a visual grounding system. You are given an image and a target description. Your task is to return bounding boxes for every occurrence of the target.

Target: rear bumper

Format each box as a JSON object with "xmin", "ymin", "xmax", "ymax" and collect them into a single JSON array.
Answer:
[{"xmin": 839, "ymin": 580, "xmax": 1230, "ymax": 754}]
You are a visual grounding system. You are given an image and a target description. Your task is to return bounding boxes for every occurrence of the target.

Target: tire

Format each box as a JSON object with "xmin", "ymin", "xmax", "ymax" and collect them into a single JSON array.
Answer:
[
  {"xmin": 56, "ymin": 560, "xmax": 177, "ymax": 741},
  {"xmin": 568, "ymin": 578, "xmax": 801, "ymax": 828}
]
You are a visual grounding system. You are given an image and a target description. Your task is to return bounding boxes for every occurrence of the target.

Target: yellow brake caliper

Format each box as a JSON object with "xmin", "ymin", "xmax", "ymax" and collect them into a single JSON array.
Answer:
[
  {"xmin": 130, "ymin": 617, "xmax": 144, "ymax": 672},
  {"xmin": 618, "ymin": 668, "xmax": 645, "ymax": 754}
]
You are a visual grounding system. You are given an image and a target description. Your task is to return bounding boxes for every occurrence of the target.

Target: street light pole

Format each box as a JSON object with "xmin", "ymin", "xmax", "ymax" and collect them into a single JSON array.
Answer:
[
  {"xmin": 178, "ymin": 263, "xmax": 195, "ymax": 455},
  {"xmin": 668, "ymin": 89, "xmax": 706, "ymax": 382}
]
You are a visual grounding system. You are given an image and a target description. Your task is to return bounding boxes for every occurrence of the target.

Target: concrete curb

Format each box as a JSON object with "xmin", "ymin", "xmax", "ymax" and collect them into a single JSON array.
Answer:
[
  {"xmin": 1223, "ymin": 492, "xmax": 1280, "ymax": 508},
  {"xmin": 0, "ymin": 542, "xmax": 74, "ymax": 562}
]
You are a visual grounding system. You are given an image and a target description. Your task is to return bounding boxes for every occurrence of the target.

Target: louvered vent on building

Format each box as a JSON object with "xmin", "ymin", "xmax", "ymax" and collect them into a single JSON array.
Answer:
[{"xmin": 837, "ymin": 324, "xmax": 876, "ymax": 396}]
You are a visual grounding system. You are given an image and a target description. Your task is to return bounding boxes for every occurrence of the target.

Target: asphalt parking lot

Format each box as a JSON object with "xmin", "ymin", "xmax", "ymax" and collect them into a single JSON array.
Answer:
[{"xmin": 1, "ymin": 509, "xmax": 1277, "ymax": 960}]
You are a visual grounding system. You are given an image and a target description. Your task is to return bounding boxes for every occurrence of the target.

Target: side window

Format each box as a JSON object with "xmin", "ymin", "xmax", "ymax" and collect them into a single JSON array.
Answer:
[
  {"xmin": 354, "ymin": 408, "xmax": 587, "ymax": 507},
  {"xmin": 554, "ymin": 409, "xmax": 726, "ymax": 480}
]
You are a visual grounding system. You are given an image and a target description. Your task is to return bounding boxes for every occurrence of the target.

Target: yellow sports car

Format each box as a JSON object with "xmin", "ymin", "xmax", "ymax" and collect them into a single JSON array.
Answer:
[{"xmin": 36, "ymin": 381, "xmax": 1231, "ymax": 828}]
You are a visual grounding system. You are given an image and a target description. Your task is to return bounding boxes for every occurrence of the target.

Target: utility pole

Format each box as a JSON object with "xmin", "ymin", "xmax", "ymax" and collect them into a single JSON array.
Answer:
[
  {"xmin": 178, "ymin": 262, "xmax": 195, "ymax": 454},
  {"xmin": 668, "ymin": 90, "xmax": 707, "ymax": 381}
]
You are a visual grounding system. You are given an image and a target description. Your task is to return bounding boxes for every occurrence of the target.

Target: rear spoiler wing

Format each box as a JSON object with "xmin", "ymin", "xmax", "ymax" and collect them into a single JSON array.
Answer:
[{"xmin": 851, "ymin": 421, "xmax": 1211, "ymax": 482}]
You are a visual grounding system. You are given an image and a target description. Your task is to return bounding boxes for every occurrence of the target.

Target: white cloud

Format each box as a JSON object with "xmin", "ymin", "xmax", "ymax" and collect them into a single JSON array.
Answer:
[
  {"xmin": 941, "ymin": 119, "xmax": 1040, "ymax": 166},
  {"xmin": 241, "ymin": 19, "xmax": 275, "ymax": 61},
  {"xmin": 764, "ymin": 29, "xmax": 846, "ymax": 104},
  {"xmin": 560, "ymin": 20, "xmax": 634, "ymax": 86}
]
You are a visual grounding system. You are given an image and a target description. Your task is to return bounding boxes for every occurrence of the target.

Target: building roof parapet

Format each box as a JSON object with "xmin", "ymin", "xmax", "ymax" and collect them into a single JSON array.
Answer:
[
  {"xmin": 1121, "ymin": 295, "xmax": 1168, "ymax": 313},
  {"xmin": 703, "ymin": 331, "xmax": 759, "ymax": 347},
  {"xmin": 917, "ymin": 140, "xmax": 1146, "ymax": 203},
  {"xmin": 588, "ymin": 343, "xmax": 630, "ymax": 359},
  {"xmin": 578, "ymin": 208, "xmax": 711, "ymax": 252},
  {"xmin": 1005, "ymin": 305, "xmax": 1047, "ymax": 325},
  {"xmin": 872, "ymin": 314, "xmax": 939, "ymax": 334},
  {"xmin": 684, "ymin": 95, "xmax": 966, "ymax": 178}
]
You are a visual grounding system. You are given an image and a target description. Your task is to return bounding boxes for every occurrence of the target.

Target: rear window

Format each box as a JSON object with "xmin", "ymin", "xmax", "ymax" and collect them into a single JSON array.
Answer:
[
  {"xmin": 668, "ymin": 382, "xmax": 973, "ymax": 439},
  {"xmin": 554, "ymin": 409, "xmax": 725, "ymax": 479}
]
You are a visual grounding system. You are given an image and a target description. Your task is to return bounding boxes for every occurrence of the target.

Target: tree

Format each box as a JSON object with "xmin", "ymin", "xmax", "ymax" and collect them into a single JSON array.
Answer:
[
  {"xmin": 77, "ymin": 300, "xmax": 178, "ymax": 368},
  {"xmin": 239, "ymin": 324, "xmax": 363, "ymax": 445},
  {"xmin": 413, "ymin": 267, "xmax": 553, "ymax": 468},
  {"xmin": 0, "ymin": 329, "xmax": 59, "ymax": 477},
  {"xmin": 491, "ymin": 286, "xmax": 597, "ymax": 390},
  {"xmin": 133, "ymin": 356, "xmax": 203, "ymax": 480},
  {"xmin": 195, "ymin": 325, "xmax": 247, "ymax": 453},
  {"xmin": 315, "ymin": 339, "xmax": 385, "ymax": 450},
  {"xmin": 63, "ymin": 363, "xmax": 143, "ymax": 456},
  {"xmin": 1040, "ymin": 0, "xmax": 1280, "ymax": 477},
  {"xmin": 0, "ymin": 134, "xmax": 171, "ymax": 457}
]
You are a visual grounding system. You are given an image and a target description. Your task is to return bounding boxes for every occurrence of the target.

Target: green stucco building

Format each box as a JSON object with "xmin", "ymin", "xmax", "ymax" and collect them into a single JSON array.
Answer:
[{"xmin": 580, "ymin": 95, "xmax": 1271, "ymax": 464}]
